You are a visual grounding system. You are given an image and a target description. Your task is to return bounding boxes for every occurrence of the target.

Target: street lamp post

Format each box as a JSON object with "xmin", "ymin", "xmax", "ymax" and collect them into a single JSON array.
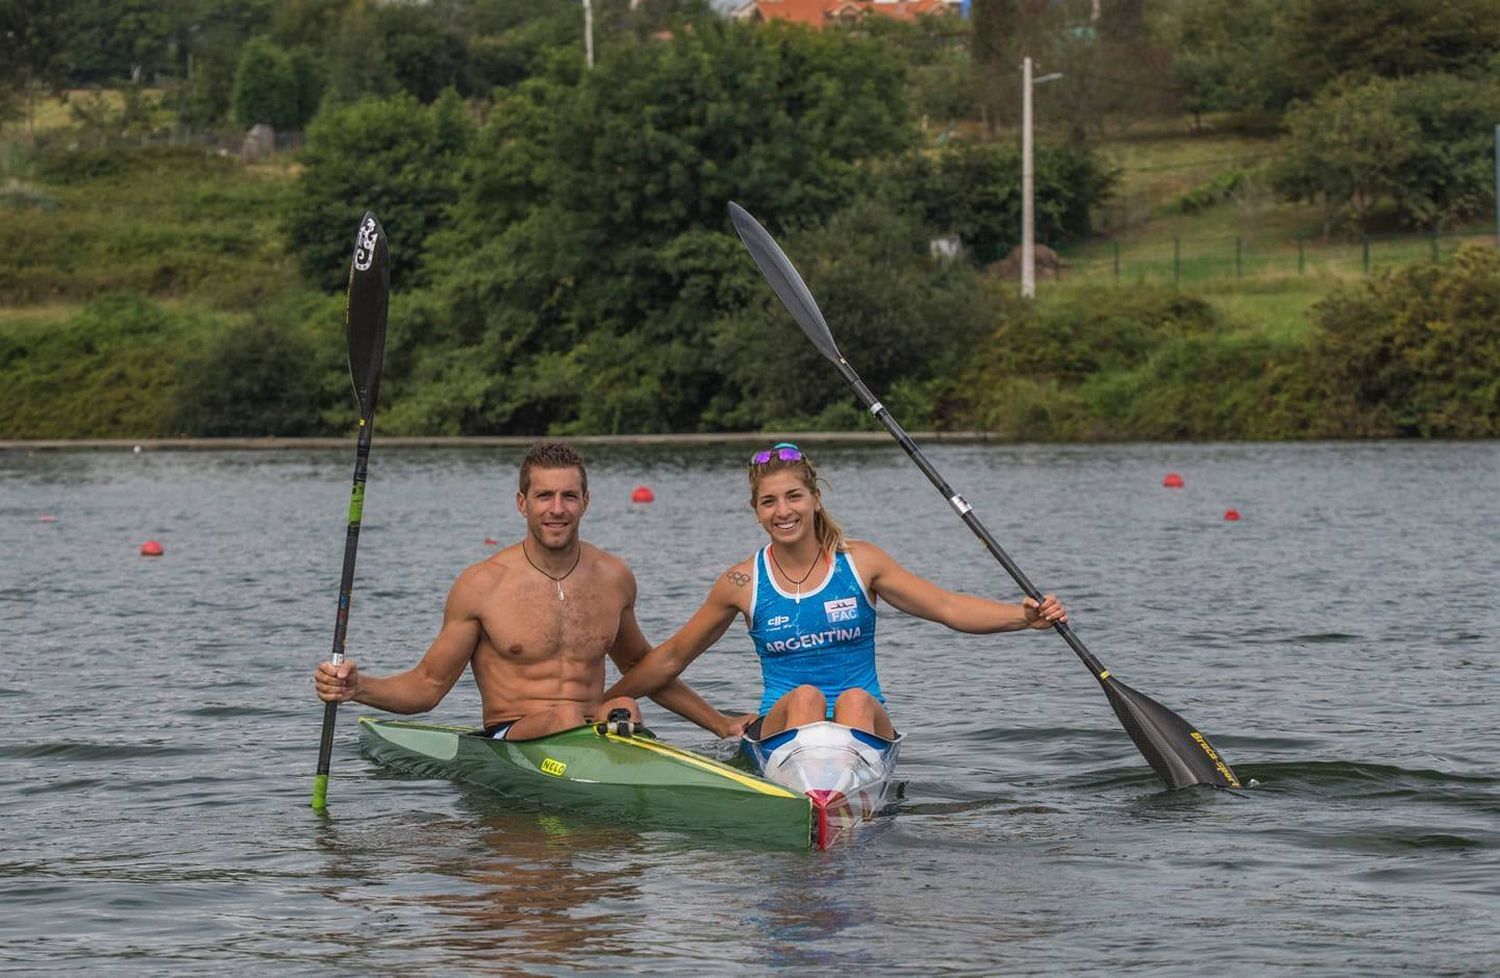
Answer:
[
  {"xmin": 583, "ymin": 0, "xmax": 594, "ymax": 68},
  {"xmin": 1022, "ymin": 57, "xmax": 1062, "ymax": 299}
]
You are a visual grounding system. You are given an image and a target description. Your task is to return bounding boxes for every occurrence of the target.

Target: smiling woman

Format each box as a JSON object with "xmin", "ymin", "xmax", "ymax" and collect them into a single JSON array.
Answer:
[{"xmin": 602, "ymin": 442, "xmax": 1067, "ymax": 740}]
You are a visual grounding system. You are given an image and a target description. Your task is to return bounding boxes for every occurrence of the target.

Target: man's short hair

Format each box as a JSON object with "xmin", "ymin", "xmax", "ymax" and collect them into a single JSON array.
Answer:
[{"xmin": 519, "ymin": 441, "xmax": 588, "ymax": 495}]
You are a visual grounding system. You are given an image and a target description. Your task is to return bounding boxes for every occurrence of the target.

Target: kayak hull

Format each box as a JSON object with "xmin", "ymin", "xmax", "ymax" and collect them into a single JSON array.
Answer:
[
  {"xmin": 740, "ymin": 720, "xmax": 903, "ymax": 849},
  {"xmin": 358, "ymin": 716, "xmax": 814, "ymax": 849}
]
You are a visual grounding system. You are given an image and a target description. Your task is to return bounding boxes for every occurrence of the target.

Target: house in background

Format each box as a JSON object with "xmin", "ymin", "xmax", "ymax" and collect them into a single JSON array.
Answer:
[{"xmin": 713, "ymin": 0, "xmax": 958, "ymax": 27}]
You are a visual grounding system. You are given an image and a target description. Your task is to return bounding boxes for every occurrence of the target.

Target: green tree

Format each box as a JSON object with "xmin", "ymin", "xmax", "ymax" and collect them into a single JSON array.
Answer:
[
  {"xmin": 374, "ymin": 1, "xmax": 472, "ymax": 102},
  {"xmin": 396, "ymin": 18, "xmax": 920, "ymax": 434},
  {"xmin": 1380, "ymin": 73, "xmax": 1500, "ymax": 228},
  {"xmin": 968, "ymin": 0, "xmax": 1031, "ymax": 132},
  {"xmin": 170, "ymin": 0, "xmax": 280, "ymax": 128},
  {"xmin": 0, "ymin": 0, "xmax": 78, "ymax": 139},
  {"xmin": 864, "ymin": 13, "xmax": 977, "ymax": 135},
  {"xmin": 1156, "ymin": 0, "xmax": 1297, "ymax": 122},
  {"xmin": 549, "ymin": 19, "xmax": 913, "ymax": 249},
  {"xmin": 1282, "ymin": 0, "xmax": 1500, "ymax": 92},
  {"xmin": 287, "ymin": 45, "xmax": 325, "ymax": 126},
  {"xmin": 323, "ymin": 2, "xmax": 392, "ymax": 102},
  {"xmin": 231, "ymin": 36, "xmax": 299, "ymax": 129},
  {"xmin": 1272, "ymin": 74, "xmax": 1500, "ymax": 234},
  {"xmin": 284, "ymin": 90, "xmax": 471, "ymax": 290},
  {"xmin": 706, "ymin": 200, "xmax": 995, "ymax": 431},
  {"xmin": 1271, "ymin": 78, "xmax": 1419, "ymax": 236}
]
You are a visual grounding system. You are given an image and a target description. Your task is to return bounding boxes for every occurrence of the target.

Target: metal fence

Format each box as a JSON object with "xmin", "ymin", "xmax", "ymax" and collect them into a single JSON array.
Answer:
[{"xmin": 1056, "ymin": 229, "xmax": 1499, "ymax": 287}]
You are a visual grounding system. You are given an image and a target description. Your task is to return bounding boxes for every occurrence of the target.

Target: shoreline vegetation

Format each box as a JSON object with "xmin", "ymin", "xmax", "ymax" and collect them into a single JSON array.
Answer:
[
  {"xmin": 0, "ymin": 432, "xmax": 1001, "ymax": 452},
  {"xmin": 3, "ymin": 136, "xmax": 1495, "ymax": 442},
  {"xmin": 3, "ymin": 7, "xmax": 1499, "ymax": 442}
]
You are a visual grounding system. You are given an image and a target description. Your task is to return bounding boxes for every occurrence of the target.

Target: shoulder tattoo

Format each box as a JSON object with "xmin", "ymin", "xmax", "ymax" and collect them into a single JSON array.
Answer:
[{"xmin": 727, "ymin": 570, "xmax": 750, "ymax": 588}]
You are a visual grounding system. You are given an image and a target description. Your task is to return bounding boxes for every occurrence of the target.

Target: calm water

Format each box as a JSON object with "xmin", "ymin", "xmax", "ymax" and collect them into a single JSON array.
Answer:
[{"xmin": 2, "ymin": 440, "xmax": 1497, "ymax": 975}]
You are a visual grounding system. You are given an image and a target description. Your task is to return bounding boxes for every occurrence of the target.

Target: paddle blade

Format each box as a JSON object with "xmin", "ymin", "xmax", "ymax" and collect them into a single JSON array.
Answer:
[
  {"xmin": 1099, "ymin": 675, "xmax": 1240, "ymax": 789},
  {"xmin": 727, "ymin": 201, "xmax": 842, "ymax": 364},
  {"xmin": 346, "ymin": 212, "xmax": 390, "ymax": 417}
]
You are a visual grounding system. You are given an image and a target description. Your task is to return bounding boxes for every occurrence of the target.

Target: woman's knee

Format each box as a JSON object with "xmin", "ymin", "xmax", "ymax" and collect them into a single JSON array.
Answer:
[
  {"xmin": 786, "ymin": 685, "xmax": 827, "ymax": 710},
  {"xmin": 834, "ymin": 687, "xmax": 876, "ymax": 711}
]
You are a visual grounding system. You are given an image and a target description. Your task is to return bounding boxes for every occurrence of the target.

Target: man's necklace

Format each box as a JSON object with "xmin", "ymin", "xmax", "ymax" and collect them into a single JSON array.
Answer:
[
  {"xmin": 769, "ymin": 545, "xmax": 822, "ymax": 603},
  {"xmin": 522, "ymin": 539, "xmax": 581, "ymax": 601}
]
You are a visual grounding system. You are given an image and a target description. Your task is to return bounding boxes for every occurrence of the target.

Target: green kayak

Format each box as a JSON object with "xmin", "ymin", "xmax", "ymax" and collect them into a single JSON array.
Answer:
[{"xmin": 358, "ymin": 716, "xmax": 815, "ymax": 849}]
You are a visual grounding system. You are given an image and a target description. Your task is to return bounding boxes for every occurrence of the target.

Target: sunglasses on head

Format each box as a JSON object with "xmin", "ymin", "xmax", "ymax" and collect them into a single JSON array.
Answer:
[{"xmin": 749, "ymin": 442, "xmax": 803, "ymax": 466}]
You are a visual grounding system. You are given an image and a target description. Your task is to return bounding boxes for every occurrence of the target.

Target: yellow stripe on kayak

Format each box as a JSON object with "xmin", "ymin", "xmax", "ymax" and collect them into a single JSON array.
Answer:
[{"xmin": 603, "ymin": 731, "xmax": 800, "ymax": 798}]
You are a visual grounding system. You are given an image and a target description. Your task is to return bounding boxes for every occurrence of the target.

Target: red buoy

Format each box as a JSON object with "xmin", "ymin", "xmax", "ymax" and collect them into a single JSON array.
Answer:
[
  {"xmin": 38, "ymin": 514, "xmax": 57, "ymax": 523},
  {"xmin": 1224, "ymin": 509, "xmax": 1241, "ymax": 521},
  {"xmin": 631, "ymin": 486, "xmax": 655, "ymax": 504},
  {"xmin": 483, "ymin": 537, "xmax": 499, "ymax": 546},
  {"xmin": 1162, "ymin": 473, "xmax": 1185, "ymax": 488},
  {"xmin": 140, "ymin": 540, "xmax": 164, "ymax": 557}
]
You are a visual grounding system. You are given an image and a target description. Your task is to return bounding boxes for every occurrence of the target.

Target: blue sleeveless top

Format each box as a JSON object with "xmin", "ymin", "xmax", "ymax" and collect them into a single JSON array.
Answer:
[{"xmin": 746, "ymin": 545, "xmax": 883, "ymax": 716}]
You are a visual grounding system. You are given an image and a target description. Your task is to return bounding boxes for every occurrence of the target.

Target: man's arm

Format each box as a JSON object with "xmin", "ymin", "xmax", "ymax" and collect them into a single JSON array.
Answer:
[{"xmin": 317, "ymin": 571, "xmax": 484, "ymax": 713}]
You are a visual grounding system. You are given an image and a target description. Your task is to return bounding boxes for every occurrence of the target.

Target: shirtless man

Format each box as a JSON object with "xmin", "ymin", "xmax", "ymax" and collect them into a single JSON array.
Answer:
[{"xmin": 313, "ymin": 441, "xmax": 749, "ymax": 740}]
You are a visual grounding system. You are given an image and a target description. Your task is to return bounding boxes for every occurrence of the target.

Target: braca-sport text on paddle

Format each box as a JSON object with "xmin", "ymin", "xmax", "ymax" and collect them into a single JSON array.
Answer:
[
  {"xmin": 312, "ymin": 212, "xmax": 390, "ymax": 810},
  {"xmin": 728, "ymin": 201, "xmax": 1238, "ymax": 791}
]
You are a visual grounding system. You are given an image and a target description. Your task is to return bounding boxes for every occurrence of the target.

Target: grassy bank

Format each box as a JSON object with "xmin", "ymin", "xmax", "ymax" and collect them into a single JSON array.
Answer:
[{"xmin": 0, "ymin": 131, "xmax": 341, "ymax": 438}]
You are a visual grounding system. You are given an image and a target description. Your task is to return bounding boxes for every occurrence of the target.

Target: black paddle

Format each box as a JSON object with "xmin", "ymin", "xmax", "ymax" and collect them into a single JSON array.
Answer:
[
  {"xmin": 727, "ymin": 201, "xmax": 1239, "ymax": 791},
  {"xmin": 312, "ymin": 212, "xmax": 390, "ymax": 811}
]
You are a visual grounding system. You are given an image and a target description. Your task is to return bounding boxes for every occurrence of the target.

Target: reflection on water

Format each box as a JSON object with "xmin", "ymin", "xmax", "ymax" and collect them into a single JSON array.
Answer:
[{"xmin": 416, "ymin": 815, "xmax": 645, "ymax": 967}]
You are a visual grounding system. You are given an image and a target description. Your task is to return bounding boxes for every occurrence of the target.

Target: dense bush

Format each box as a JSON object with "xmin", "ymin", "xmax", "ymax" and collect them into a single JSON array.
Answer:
[
  {"xmin": 1173, "ymin": 171, "xmax": 1247, "ymax": 215},
  {"xmin": 1306, "ymin": 245, "xmax": 1500, "ymax": 436},
  {"xmin": 952, "ymin": 288, "xmax": 1317, "ymax": 439},
  {"xmin": 0, "ymin": 294, "xmax": 190, "ymax": 438},
  {"xmin": 169, "ymin": 305, "xmax": 342, "ymax": 437},
  {"xmin": 30, "ymin": 144, "xmax": 241, "ymax": 185}
]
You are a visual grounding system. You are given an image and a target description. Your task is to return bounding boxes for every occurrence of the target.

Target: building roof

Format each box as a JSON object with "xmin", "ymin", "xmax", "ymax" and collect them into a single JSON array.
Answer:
[{"xmin": 740, "ymin": 0, "xmax": 951, "ymax": 27}]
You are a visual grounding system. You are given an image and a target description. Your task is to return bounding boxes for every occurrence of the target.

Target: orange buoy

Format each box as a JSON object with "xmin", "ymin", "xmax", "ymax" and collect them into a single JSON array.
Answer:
[
  {"xmin": 1224, "ymin": 509, "xmax": 1241, "ymax": 521},
  {"xmin": 140, "ymin": 540, "xmax": 164, "ymax": 557},
  {"xmin": 1162, "ymin": 473, "xmax": 1184, "ymax": 488},
  {"xmin": 631, "ymin": 486, "xmax": 655, "ymax": 504}
]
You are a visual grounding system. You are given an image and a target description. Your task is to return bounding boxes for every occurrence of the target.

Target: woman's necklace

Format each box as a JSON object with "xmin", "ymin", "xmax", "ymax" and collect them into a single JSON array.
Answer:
[
  {"xmin": 522, "ymin": 539, "xmax": 581, "ymax": 601},
  {"xmin": 769, "ymin": 544, "xmax": 822, "ymax": 604}
]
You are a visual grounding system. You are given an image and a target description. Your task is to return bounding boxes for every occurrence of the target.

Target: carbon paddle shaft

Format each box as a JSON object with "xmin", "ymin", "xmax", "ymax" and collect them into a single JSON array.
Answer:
[
  {"xmin": 837, "ymin": 364, "xmax": 1110, "ymax": 665},
  {"xmin": 312, "ymin": 213, "xmax": 390, "ymax": 811},
  {"xmin": 846, "ymin": 361, "xmax": 1236, "ymax": 789},
  {"xmin": 727, "ymin": 201, "xmax": 1239, "ymax": 790}
]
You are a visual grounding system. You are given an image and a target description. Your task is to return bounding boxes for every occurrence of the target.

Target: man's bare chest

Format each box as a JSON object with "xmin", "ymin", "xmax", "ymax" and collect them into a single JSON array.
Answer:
[{"xmin": 475, "ymin": 578, "xmax": 621, "ymax": 664}]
